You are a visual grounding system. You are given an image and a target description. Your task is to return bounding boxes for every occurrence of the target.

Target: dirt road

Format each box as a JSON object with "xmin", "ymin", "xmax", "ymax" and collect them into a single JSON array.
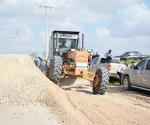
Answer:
[
  {"xmin": 59, "ymin": 78, "xmax": 150, "ymax": 125},
  {"xmin": 0, "ymin": 55, "xmax": 149, "ymax": 125},
  {"xmin": 0, "ymin": 105, "xmax": 61, "ymax": 125}
]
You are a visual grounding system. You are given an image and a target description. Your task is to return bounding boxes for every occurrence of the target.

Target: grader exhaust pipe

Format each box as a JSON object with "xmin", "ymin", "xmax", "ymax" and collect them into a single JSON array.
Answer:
[{"xmin": 82, "ymin": 33, "xmax": 84, "ymax": 49}]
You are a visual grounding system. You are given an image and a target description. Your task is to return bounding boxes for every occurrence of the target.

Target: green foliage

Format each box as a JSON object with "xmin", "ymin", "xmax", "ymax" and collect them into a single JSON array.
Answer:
[{"xmin": 120, "ymin": 59, "xmax": 140, "ymax": 65}]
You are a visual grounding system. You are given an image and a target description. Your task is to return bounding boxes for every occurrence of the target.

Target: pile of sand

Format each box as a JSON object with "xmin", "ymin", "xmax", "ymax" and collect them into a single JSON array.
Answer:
[
  {"xmin": 0, "ymin": 55, "xmax": 91, "ymax": 125},
  {"xmin": 0, "ymin": 55, "xmax": 48, "ymax": 105}
]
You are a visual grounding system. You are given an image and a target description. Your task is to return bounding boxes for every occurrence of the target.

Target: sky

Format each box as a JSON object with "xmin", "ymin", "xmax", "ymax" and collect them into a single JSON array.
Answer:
[{"xmin": 0, "ymin": 0, "xmax": 150, "ymax": 56}]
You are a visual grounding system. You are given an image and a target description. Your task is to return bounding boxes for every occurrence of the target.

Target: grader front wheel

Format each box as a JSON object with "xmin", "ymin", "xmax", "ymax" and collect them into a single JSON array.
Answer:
[
  {"xmin": 49, "ymin": 56, "xmax": 63, "ymax": 84},
  {"xmin": 93, "ymin": 73, "xmax": 101, "ymax": 94},
  {"xmin": 93, "ymin": 67, "xmax": 109, "ymax": 95}
]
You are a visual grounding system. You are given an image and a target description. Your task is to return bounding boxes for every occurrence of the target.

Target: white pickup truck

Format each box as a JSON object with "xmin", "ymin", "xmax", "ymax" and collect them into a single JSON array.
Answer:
[{"xmin": 89, "ymin": 57, "xmax": 122, "ymax": 78}]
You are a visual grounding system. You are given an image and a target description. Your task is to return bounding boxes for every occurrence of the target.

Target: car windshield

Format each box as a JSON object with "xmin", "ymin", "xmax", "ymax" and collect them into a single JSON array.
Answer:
[
  {"xmin": 59, "ymin": 38, "xmax": 78, "ymax": 49},
  {"xmin": 91, "ymin": 57, "xmax": 99, "ymax": 65},
  {"xmin": 136, "ymin": 60, "xmax": 147, "ymax": 70}
]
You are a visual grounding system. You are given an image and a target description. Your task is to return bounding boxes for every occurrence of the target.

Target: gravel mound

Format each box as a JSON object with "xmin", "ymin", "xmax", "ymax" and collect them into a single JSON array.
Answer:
[
  {"xmin": 0, "ymin": 55, "xmax": 48, "ymax": 105},
  {"xmin": 0, "ymin": 54, "xmax": 92, "ymax": 125}
]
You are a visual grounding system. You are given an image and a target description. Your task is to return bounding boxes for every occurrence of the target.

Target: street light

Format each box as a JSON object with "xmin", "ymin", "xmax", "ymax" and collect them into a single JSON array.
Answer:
[{"xmin": 40, "ymin": 1, "xmax": 53, "ymax": 59}]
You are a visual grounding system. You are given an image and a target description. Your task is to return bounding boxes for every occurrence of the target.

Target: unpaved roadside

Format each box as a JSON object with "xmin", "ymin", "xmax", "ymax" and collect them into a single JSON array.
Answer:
[
  {"xmin": 61, "ymin": 78, "xmax": 150, "ymax": 125},
  {"xmin": 0, "ymin": 104, "xmax": 61, "ymax": 125}
]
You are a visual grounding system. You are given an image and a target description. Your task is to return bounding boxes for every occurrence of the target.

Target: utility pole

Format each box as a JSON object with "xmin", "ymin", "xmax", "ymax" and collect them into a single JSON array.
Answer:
[{"xmin": 40, "ymin": 1, "xmax": 53, "ymax": 59}]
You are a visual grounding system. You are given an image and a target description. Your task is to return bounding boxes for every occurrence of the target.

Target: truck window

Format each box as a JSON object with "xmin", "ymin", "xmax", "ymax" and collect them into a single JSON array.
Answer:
[
  {"xmin": 146, "ymin": 60, "xmax": 150, "ymax": 70},
  {"xmin": 100, "ymin": 58, "xmax": 107, "ymax": 63},
  {"xmin": 111, "ymin": 59, "xmax": 120, "ymax": 63}
]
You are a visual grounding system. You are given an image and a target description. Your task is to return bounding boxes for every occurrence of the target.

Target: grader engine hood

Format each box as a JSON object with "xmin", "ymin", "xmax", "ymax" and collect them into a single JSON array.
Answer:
[
  {"xmin": 75, "ymin": 50, "xmax": 88, "ymax": 69},
  {"xmin": 73, "ymin": 50, "xmax": 89, "ymax": 76},
  {"xmin": 63, "ymin": 50, "xmax": 89, "ymax": 76}
]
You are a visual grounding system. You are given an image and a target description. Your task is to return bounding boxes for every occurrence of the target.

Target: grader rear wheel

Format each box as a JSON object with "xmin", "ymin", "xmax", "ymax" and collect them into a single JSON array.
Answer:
[{"xmin": 93, "ymin": 67, "xmax": 109, "ymax": 95}]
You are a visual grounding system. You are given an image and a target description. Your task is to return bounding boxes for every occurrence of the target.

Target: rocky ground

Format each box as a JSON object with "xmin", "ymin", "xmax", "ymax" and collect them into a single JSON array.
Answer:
[{"xmin": 0, "ymin": 55, "xmax": 149, "ymax": 125}]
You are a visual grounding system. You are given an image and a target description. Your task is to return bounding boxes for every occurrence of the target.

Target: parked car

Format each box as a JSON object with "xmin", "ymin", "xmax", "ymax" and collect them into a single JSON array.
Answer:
[
  {"xmin": 121, "ymin": 58, "xmax": 150, "ymax": 91},
  {"xmin": 90, "ymin": 57, "xmax": 122, "ymax": 78},
  {"xmin": 115, "ymin": 51, "xmax": 148, "ymax": 60}
]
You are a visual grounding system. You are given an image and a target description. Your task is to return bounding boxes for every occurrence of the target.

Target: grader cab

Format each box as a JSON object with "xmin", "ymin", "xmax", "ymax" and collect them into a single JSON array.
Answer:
[{"xmin": 48, "ymin": 31, "xmax": 109, "ymax": 95}]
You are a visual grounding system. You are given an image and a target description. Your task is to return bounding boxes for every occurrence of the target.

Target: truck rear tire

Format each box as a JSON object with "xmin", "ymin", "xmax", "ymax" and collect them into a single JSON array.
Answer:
[
  {"xmin": 93, "ymin": 67, "xmax": 109, "ymax": 95},
  {"xmin": 49, "ymin": 56, "xmax": 63, "ymax": 84}
]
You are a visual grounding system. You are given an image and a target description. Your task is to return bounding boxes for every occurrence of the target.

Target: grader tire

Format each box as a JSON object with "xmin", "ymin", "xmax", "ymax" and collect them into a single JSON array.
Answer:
[
  {"xmin": 49, "ymin": 56, "xmax": 63, "ymax": 84},
  {"xmin": 93, "ymin": 67, "xmax": 109, "ymax": 95}
]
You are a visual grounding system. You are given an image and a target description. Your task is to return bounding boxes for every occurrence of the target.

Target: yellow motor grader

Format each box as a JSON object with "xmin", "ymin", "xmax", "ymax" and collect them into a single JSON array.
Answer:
[{"xmin": 48, "ymin": 31, "xmax": 109, "ymax": 95}]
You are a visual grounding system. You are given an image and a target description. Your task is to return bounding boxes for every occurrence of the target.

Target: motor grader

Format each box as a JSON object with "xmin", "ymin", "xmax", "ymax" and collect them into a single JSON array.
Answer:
[{"xmin": 48, "ymin": 30, "xmax": 109, "ymax": 94}]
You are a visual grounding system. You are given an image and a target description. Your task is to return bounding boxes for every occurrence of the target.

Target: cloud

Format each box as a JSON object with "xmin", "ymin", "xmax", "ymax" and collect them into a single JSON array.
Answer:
[
  {"xmin": 86, "ymin": 2, "xmax": 150, "ymax": 56},
  {"xmin": 44, "ymin": 0, "xmax": 138, "ymax": 31},
  {"xmin": 0, "ymin": 0, "xmax": 150, "ymax": 56},
  {"xmin": 122, "ymin": 3, "xmax": 150, "ymax": 26},
  {"xmin": 110, "ymin": 3, "xmax": 150, "ymax": 37},
  {"xmin": 93, "ymin": 26, "xmax": 150, "ymax": 56},
  {"xmin": 0, "ymin": 17, "xmax": 44, "ymax": 54},
  {"xmin": 96, "ymin": 27, "xmax": 111, "ymax": 38}
]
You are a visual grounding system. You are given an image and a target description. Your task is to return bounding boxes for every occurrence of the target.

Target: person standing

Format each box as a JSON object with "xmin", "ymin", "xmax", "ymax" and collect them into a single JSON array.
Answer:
[
  {"xmin": 105, "ymin": 49, "xmax": 112, "ymax": 62},
  {"xmin": 117, "ymin": 63, "xmax": 128, "ymax": 85}
]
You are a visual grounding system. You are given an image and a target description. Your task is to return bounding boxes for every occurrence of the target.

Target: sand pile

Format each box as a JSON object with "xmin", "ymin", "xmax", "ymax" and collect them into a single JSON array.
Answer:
[
  {"xmin": 0, "ymin": 54, "xmax": 91, "ymax": 125},
  {"xmin": 0, "ymin": 55, "xmax": 48, "ymax": 105}
]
